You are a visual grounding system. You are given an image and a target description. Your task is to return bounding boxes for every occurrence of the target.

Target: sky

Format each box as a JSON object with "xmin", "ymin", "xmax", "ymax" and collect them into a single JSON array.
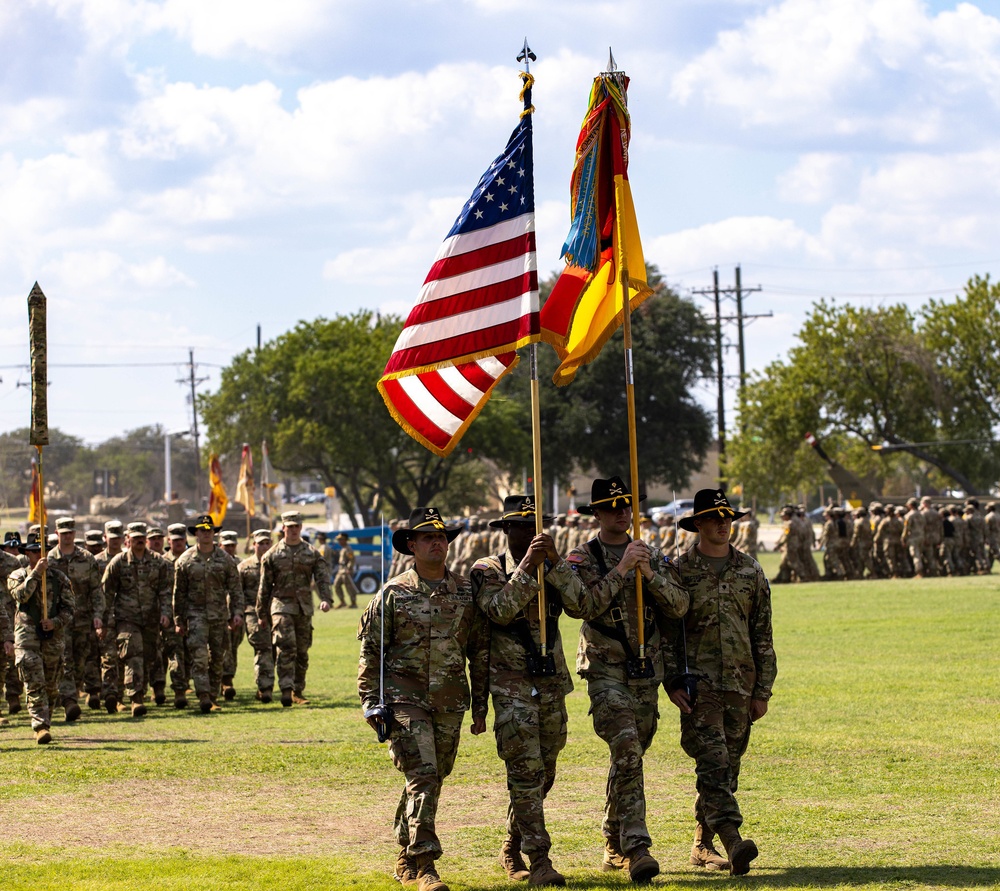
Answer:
[{"xmin": 3, "ymin": 0, "xmax": 1000, "ymax": 446}]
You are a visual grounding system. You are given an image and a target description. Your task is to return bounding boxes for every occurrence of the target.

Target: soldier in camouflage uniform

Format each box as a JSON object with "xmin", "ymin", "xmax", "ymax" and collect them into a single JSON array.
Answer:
[
  {"xmin": 663, "ymin": 489, "xmax": 775, "ymax": 876},
  {"xmin": 95, "ymin": 519, "xmax": 125, "ymax": 711},
  {"xmin": 548, "ymin": 477, "xmax": 688, "ymax": 885},
  {"xmin": 103, "ymin": 522, "xmax": 173, "ymax": 717},
  {"xmin": 875, "ymin": 507, "xmax": 905, "ymax": 578},
  {"xmin": 48, "ymin": 517, "xmax": 104, "ymax": 717},
  {"xmin": 173, "ymin": 514, "xmax": 244, "ymax": 713},
  {"xmin": 237, "ymin": 528, "xmax": 276, "ymax": 702},
  {"xmin": 471, "ymin": 495, "xmax": 586, "ymax": 887},
  {"xmin": 333, "ymin": 532, "xmax": 360, "ymax": 609},
  {"xmin": 985, "ymin": 503, "xmax": 1000, "ymax": 571},
  {"xmin": 358, "ymin": 506, "xmax": 489, "ymax": 891},
  {"xmin": 218, "ymin": 530, "xmax": 242, "ymax": 701},
  {"xmin": 901, "ymin": 498, "xmax": 925, "ymax": 577},
  {"xmin": 850, "ymin": 508, "xmax": 875, "ymax": 580},
  {"xmin": 8, "ymin": 533, "xmax": 76, "ymax": 744},
  {"xmin": 771, "ymin": 507, "xmax": 804, "ymax": 584},
  {"xmin": 919, "ymin": 497, "xmax": 942, "ymax": 577},
  {"xmin": 965, "ymin": 499, "xmax": 989, "ymax": 574},
  {"xmin": 161, "ymin": 523, "xmax": 191, "ymax": 707},
  {"xmin": 1, "ymin": 532, "xmax": 24, "ymax": 718},
  {"xmin": 257, "ymin": 510, "xmax": 331, "ymax": 707}
]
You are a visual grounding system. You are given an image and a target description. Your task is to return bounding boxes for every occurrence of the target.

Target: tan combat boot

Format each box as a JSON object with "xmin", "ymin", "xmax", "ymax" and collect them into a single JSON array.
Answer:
[
  {"xmin": 499, "ymin": 835, "xmax": 530, "ymax": 881},
  {"xmin": 413, "ymin": 853, "xmax": 449, "ymax": 891},
  {"xmin": 601, "ymin": 837, "xmax": 628, "ymax": 871},
  {"xmin": 63, "ymin": 696, "xmax": 82, "ymax": 722},
  {"xmin": 130, "ymin": 695, "xmax": 147, "ymax": 718},
  {"xmin": 394, "ymin": 847, "xmax": 418, "ymax": 885},
  {"xmin": 625, "ymin": 846, "xmax": 659, "ymax": 884},
  {"xmin": 690, "ymin": 821, "xmax": 729, "ymax": 870},
  {"xmin": 527, "ymin": 852, "xmax": 566, "ymax": 886},
  {"xmin": 717, "ymin": 823, "xmax": 758, "ymax": 876},
  {"xmin": 35, "ymin": 726, "xmax": 52, "ymax": 744}
]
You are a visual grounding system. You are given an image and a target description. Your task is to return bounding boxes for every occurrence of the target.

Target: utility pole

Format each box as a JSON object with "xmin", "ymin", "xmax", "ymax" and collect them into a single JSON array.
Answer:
[
  {"xmin": 713, "ymin": 269, "xmax": 726, "ymax": 469},
  {"xmin": 178, "ymin": 349, "xmax": 209, "ymax": 505}
]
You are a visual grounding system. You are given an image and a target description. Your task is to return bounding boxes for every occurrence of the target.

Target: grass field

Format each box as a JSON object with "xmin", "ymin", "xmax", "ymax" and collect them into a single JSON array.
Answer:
[{"xmin": 1, "ymin": 552, "xmax": 998, "ymax": 890}]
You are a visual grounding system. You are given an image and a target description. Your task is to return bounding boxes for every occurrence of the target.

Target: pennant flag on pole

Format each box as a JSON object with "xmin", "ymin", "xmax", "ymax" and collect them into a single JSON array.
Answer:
[
  {"xmin": 378, "ymin": 78, "xmax": 539, "ymax": 457},
  {"xmin": 28, "ymin": 455, "xmax": 45, "ymax": 526},
  {"xmin": 261, "ymin": 439, "xmax": 278, "ymax": 517},
  {"xmin": 539, "ymin": 66, "xmax": 653, "ymax": 387},
  {"xmin": 208, "ymin": 453, "xmax": 228, "ymax": 527},
  {"xmin": 235, "ymin": 443, "xmax": 255, "ymax": 517}
]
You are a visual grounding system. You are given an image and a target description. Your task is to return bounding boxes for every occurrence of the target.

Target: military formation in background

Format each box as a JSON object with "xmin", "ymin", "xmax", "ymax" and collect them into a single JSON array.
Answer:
[
  {"xmin": 359, "ymin": 481, "xmax": 775, "ymax": 890},
  {"xmin": 0, "ymin": 509, "xmax": 331, "ymax": 744},
  {"xmin": 771, "ymin": 497, "xmax": 998, "ymax": 583}
]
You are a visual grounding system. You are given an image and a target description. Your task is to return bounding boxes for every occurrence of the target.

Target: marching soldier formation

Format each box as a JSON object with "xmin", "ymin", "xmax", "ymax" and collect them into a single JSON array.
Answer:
[
  {"xmin": 359, "ymin": 481, "xmax": 776, "ymax": 889},
  {"xmin": 771, "ymin": 497, "xmax": 998, "ymax": 583}
]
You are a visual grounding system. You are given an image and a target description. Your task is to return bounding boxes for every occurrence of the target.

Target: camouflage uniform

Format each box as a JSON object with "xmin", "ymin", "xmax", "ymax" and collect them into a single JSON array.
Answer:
[
  {"xmin": 850, "ymin": 512, "xmax": 875, "ymax": 579},
  {"xmin": 173, "ymin": 547, "xmax": 243, "ymax": 702},
  {"xmin": 920, "ymin": 502, "xmax": 942, "ymax": 577},
  {"xmin": 161, "ymin": 546, "xmax": 190, "ymax": 696},
  {"xmin": 771, "ymin": 512, "xmax": 804, "ymax": 584},
  {"xmin": 663, "ymin": 546, "xmax": 776, "ymax": 835},
  {"xmin": 0, "ymin": 549, "xmax": 22, "ymax": 707},
  {"xmin": 965, "ymin": 503, "xmax": 988, "ymax": 574},
  {"xmin": 874, "ymin": 511, "xmax": 906, "ymax": 578},
  {"xmin": 94, "ymin": 543, "xmax": 124, "ymax": 701},
  {"xmin": 552, "ymin": 536, "xmax": 688, "ymax": 856},
  {"xmin": 8, "ymin": 564, "xmax": 75, "ymax": 731},
  {"xmin": 48, "ymin": 544, "xmax": 105, "ymax": 703},
  {"xmin": 333, "ymin": 542, "xmax": 360, "ymax": 608},
  {"xmin": 471, "ymin": 552, "xmax": 585, "ymax": 859},
  {"xmin": 901, "ymin": 504, "xmax": 925, "ymax": 576},
  {"xmin": 357, "ymin": 567, "xmax": 489, "ymax": 859},
  {"xmin": 940, "ymin": 508, "xmax": 959, "ymax": 576},
  {"xmin": 103, "ymin": 549, "xmax": 172, "ymax": 703},
  {"xmin": 237, "ymin": 552, "xmax": 274, "ymax": 695},
  {"xmin": 950, "ymin": 509, "xmax": 970, "ymax": 575},
  {"xmin": 257, "ymin": 538, "xmax": 331, "ymax": 696}
]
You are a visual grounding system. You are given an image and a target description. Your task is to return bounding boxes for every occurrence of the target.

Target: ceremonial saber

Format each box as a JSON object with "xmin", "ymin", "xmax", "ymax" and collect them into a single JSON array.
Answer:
[{"xmin": 28, "ymin": 282, "xmax": 49, "ymax": 621}]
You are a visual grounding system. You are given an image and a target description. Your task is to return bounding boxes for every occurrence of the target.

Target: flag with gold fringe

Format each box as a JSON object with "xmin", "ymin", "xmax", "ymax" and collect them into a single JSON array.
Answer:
[
  {"xmin": 208, "ymin": 453, "xmax": 228, "ymax": 527},
  {"xmin": 28, "ymin": 455, "xmax": 45, "ymax": 526},
  {"xmin": 234, "ymin": 443, "xmax": 255, "ymax": 517},
  {"xmin": 539, "ymin": 65, "xmax": 653, "ymax": 386}
]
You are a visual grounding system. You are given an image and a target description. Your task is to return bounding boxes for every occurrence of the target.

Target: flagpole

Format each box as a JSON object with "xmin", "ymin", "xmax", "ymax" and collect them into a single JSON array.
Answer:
[
  {"xmin": 605, "ymin": 50, "xmax": 648, "ymax": 671},
  {"xmin": 27, "ymin": 283, "xmax": 49, "ymax": 624},
  {"xmin": 517, "ymin": 39, "xmax": 549, "ymax": 661}
]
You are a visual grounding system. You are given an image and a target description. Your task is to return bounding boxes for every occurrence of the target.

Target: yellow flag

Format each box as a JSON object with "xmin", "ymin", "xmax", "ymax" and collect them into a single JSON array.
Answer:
[{"xmin": 208, "ymin": 453, "xmax": 227, "ymax": 527}]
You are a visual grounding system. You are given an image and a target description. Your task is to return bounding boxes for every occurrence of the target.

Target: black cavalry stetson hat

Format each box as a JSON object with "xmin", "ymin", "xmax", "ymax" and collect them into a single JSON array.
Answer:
[
  {"xmin": 488, "ymin": 494, "xmax": 553, "ymax": 529},
  {"xmin": 187, "ymin": 513, "xmax": 220, "ymax": 535},
  {"xmin": 391, "ymin": 507, "xmax": 463, "ymax": 555},
  {"xmin": 578, "ymin": 476, "xmax": 645, "ymax": 515},
  {"xmin": 678, "ymin": 488, "xmax": 748, "ymax": 532}
]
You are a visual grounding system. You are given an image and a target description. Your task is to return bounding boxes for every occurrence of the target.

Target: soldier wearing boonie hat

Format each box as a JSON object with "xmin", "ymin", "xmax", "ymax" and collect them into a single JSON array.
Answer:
[{"xmin": 257, "ymin": 509, "xmax": 332, "ymax": 707}]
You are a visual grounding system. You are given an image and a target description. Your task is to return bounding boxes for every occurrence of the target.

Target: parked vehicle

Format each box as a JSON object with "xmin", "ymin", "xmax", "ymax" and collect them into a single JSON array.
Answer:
[
  {"xmin": 649, "ymin": 499, "xmax": 694, "ymax": 520},
  {"xmin": 305, "ymin": 524, "xmax": 392, "ymax": 595}
]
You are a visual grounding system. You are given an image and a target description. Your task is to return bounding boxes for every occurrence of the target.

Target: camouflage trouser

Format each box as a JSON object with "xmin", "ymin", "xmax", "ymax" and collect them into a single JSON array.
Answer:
[
  {"xmin": 161, "ymin": 623, "xmax": 189, "ymax": 692},
  {"xmin": 885, "ymin": 542, "xmax": 906, "ymax": 577},
  {"xmin": 59, "ymin": 622, "xmax": 102, "ymax": 700},
  {"xmin": 799, "ymin": 549, "xmax": 821, "ymax": 581},
  {"xmin": 185, "ymin": 613, "xmax": 227, "ymax": 700},
  {"xmin": 117, "ymin": 621, "xmax": 162, "ymax": 701},
  {"xmin": 16, "ymin": 641, "xmax": 64, "ymax": 731},
  {"xmin": 388, "ymin": 704, "xmax": 463, "ymax": 857},
  {"xmin": 679, "ymin": 686, "xmax": 752, "ymax": 832},
  {"xmin": 940, "ymin": 540, "xmax": 958, "ymax": 576},
  {"xmin": 920, "ymin": 542, "xmax": 939, "ymax": 577},
  {"xmin": 222, "ymin": 623, "xmax": 243, "ymax": 683},
  {"xmin": 100, "ymin": 621, "xmax": 120, "ymax": 700},
  {"xmin": 853, "ymin": 544, "xmax": 875, "ymax": 579},
  {"xmin": 906, "ymin": 539, "xmax": 925, "ymax": 576},
  {"xmin": 244, "ymin": 610, "xmax": 274, "ymax": 692},
  {"xmin": 493, "ymin": 688, "xmax": 568, "ymax": 856},
  {"xmin": 773, "ymin": 550, "xmax": 805, "ymax": 584},
  {"xmin": 2, "ymin": 647, "xmax": 24, "ymax": 699},
  {"xmin": 272, "ymin": 613, "xmax": 312, "ymax": 694},
  {"xmin": 333, "ymin": 570, "xmax": 359, "ymax": 607},
  {"xmin": 589, "ymin": 681, "xmax": 659, "ymax": 854}
]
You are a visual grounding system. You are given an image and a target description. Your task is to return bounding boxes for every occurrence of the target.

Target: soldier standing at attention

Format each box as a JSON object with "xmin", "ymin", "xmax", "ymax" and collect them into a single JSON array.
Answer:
[
  {"xmin": 173, "ymin": 514, "xmax": 243, "ymax": 713},
  {"xmin": 901, "ymin": 497, "xmax": 926, "ymax": 577},
  {"xmin": 84, "ymin": 530, "xmax": 103, "ymax": 557},
  {"xmin": 257, "ymin": 510, "xmax": 331, "ymax": 707},
  {"xmin": 358, "ymin": 507, "xmax": 489, "ymax": 891},
  {"xmin": 49, "ymin": 516, "xmax": 104, "ymax": 716},
  {"xmin": 1, "ymin": 532, "xmax": 24, "ymax": 719},
  {"xmin": 472, "ymin": 495, "xmax": 586, "ymax": 887},
  {"xmin": 8, "ymin": 533, "xmax": 75, "ymax": 743},
  {"xmin": 548, "ymin": 477, "xmax": 688, "ymax": 885},
  {"xmin": 333, "ymin": 532, "xmax": 361, "ymax": 609},
  {"xmin": 237, "ymin": 528, "xmax": 276, "ymax": 702},
  {"xmin": 103, "ymin": 522, "xmax": 173, "ymax": 717},
  {"xmin": 663, "ymin": 489, "xmax": 776, "ymax": 876}
]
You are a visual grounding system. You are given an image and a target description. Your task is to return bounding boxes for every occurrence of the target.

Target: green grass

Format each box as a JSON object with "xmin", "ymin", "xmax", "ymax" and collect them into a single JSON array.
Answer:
[{"xmin": 1, "ymin": 567, "xmax": 999, "ymax": 890}]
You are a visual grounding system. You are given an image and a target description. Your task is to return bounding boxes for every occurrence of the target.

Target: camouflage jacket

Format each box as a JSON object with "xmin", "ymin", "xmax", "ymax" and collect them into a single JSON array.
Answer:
[
  {"xmin": 902, "ymin": 509, "xmax": 924, "ymax": 544},
  {"xmin": 0, "ymin": 550, "xmax": 21, "ymax": 643},
  {"xmin": 662, "ymin": 545, "xmax": 776, "ymax": 701},
  {"xmin": 851, "ymin": 517, "xmax": 873, "ymax": 549},
  {"xmin": 471, "ymin": 553, "xmax": 586, "ymax": 697},
  {"xmin": 874, "ymin": 515, "xmax": 903, "ymax": 544},
  {"xmin": 94, "ymin": 547, "xmax": 122, "ymax": 577},
  {"xmin": 8, "ymin": 564, "xmax": 75, "ymax": 650},
  {"xmin": 103, "ymin": 549, "xmax": 173, "ymax": 628},
  {"xmin": 357, "ymin": 567, "xmax": 489, "ymax": 720},
  {"xmin": 337, "ymin": 544, "xmax": 356, "ymax": 573},
  {"xmin": 257, "ymin": 539, "xmax": 331, "ymax": 618},
  {"xmin": 48, "ymin": 545, "xmax": 105, "ymax": 628},
  {"xmin": 555, "ymin": 536, "xmax": 689, "ymax": 691},
  {"xmin": 237, "ymin": 554, "xmax": 263, "ymax": 614},
  {"xmin": 173, "ymin": 546, "xmax": 242, "ymax": 624}
]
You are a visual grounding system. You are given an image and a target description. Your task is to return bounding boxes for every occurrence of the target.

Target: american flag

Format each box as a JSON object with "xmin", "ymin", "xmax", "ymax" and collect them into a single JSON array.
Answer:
[{"xmin": 378, "ymin": 100, "xmax": 538, "ymax": 457}]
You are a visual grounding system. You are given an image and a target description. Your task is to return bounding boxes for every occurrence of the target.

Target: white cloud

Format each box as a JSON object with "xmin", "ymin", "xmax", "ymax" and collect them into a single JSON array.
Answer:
[{"xmin": 778, "ymin": 153, "xmax": 855, "ymax": 204}]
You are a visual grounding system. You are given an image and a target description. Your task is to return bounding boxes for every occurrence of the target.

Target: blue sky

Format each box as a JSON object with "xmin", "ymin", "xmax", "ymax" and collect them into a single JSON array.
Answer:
[{"xmin": 3, "ymin": 0, "xmax": 1000, "ymax": 443}]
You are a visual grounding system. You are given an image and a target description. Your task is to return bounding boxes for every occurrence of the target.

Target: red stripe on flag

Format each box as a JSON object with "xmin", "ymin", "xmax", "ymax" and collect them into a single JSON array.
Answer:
[
  {"xmin": 384, "ymin": 318, "xmax": 537, "ymax": 376},
  {"xmin": 424, "ymin": 232, "xmax": 536, "ymax": 284},
  {"xmin": 404, "ymin": 271, "xmax": 538, "ymax": 327},
  {"xmin": 381, "ymin": 378, "xmax": 452, "ymax": 452},
  {"xmin": 419, "ymin": 370, "xmax": 477, "ymax": 420},
  {"xmin": 459, "ymin": 354, "xmax": 515, "ymax": 391}
]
